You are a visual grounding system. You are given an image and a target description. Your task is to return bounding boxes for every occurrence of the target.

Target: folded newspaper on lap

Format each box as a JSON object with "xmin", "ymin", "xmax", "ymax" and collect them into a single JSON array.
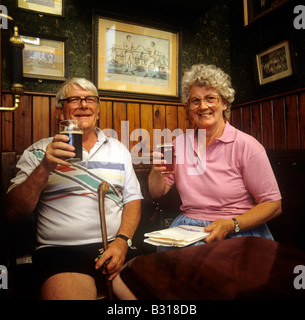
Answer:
[{"xmin": 144, "ymin": 225, "xmax": 210, "ymax": 247}]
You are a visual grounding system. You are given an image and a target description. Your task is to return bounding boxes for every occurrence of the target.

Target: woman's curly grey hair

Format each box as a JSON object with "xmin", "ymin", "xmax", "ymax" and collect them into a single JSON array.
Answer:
[
  {"xmin": 181, "ymin": 64, "xmax": 235, "ymax": 120},
  {"xmin": 56, "ymin": 78, "xmax": 99, "ymax": 108}
]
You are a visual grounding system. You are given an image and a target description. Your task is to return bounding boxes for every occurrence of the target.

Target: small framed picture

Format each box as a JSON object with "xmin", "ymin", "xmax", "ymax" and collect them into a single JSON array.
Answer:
[
  {"xmin": 20, "ymin": 34, "xmax": 68, "ymax": 81},
  {"xmin": 17, "ymin": 0, "xmax": 64, "ymax": 17},
  {"xmin": 255, "ymin": 40, "xmax": 293, "ymax": 86}
]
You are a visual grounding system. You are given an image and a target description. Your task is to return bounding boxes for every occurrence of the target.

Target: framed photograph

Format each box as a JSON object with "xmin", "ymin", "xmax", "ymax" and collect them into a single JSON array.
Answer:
[
  {"xmin": 243, "ymin": 0, "xmax": 291, "ymax": 26},
  {"xmin": 17, "ymin": 0, "xmax": 64, "ymax": 17},
  {"xmin": 20, "ymin": 34, "xmax": 68, "ymax": 80},
  {"xmin": 93, "ymin": 13, "xmax": 181, "ymax": 101},
  {"xmin": 255, "ymin": 40, "xmax": 293, "ymax": 86}
]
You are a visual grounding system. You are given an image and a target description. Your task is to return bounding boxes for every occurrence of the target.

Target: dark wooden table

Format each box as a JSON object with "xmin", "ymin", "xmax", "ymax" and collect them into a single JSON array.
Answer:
[{"xmin": 120, "ymin": 237, "xmax": 305, "ymax": 299}]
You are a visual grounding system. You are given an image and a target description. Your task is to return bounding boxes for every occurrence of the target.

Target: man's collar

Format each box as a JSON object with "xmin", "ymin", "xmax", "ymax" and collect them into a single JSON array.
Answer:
[{"xmin": 94, "ymin": 127, "xmax": 109, "ymax": 145}]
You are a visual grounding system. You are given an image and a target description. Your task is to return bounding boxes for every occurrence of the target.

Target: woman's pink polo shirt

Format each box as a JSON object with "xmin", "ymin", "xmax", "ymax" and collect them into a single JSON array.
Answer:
[{"xmin": 165, "ymin": 122, "xmax": 281, "ymax": 221}]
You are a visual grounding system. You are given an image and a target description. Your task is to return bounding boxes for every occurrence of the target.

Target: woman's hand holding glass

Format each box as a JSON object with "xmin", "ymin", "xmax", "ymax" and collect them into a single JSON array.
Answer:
[{"xmin": 152, "ymin": 150, "xmax": 175, "ymax": 177}]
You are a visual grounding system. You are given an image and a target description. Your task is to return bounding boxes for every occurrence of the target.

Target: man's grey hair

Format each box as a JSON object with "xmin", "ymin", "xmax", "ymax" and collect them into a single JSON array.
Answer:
[{"xmin": 56, "ymin": 78, "xmax": 99, "ymax": 108}]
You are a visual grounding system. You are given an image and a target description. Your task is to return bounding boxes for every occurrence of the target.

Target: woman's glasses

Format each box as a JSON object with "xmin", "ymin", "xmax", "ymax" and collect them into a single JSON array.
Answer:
[{"xmin": 189, "ymin": 94, "xmax": 220, "ymax": 109}]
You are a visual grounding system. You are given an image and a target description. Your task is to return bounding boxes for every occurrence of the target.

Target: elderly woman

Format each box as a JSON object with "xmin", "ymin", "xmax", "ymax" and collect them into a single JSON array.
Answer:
[{"xmin": 148, "ymin": 64, "xmax": 282, "ymax": 244}]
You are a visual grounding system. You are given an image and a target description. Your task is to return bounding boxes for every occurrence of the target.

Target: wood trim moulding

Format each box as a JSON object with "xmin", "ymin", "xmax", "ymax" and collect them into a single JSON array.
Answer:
[
  {"xmin": 232, "ymin": 87, "xmax": 305, "ymax": 109},
  {"xmin": 1, "ymin": 89, "xmax": 185, "ymax": 107}
]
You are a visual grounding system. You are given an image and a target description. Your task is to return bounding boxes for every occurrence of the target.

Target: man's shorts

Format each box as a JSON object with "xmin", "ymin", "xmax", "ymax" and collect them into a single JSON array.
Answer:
[{"xmin": 32, "ymin": 242, "xmax": 141, "ymax": 293}]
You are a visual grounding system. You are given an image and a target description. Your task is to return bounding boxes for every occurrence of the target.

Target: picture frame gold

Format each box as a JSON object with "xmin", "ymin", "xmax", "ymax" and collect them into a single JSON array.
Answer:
[
  {"xmin": 93, "ymin": 12, "xmax": 181, "ymax": 101},
  {"xmin": 17, "ymin": 0, "xmax": 64, "ymax": 17},
  {"xmin": 20, "ymin": 33, "xmax": 68, "ymax": 81},
  {"xmin": 255, "ymin": 40, "xmax": 293, "ymax": 86},
  {"xmin": 243, "ymin": 0, "xmax": 291, "ymax": 26}
]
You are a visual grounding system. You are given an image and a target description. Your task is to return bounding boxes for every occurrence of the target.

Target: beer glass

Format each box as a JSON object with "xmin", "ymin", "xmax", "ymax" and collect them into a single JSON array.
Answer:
[
  {"xmin": 156, "ymin": 143, "xmax": 174, "ymax": 173},
  {"xmin": 59, "ymin": 120, "xmax": 83, "ymax": 162}
]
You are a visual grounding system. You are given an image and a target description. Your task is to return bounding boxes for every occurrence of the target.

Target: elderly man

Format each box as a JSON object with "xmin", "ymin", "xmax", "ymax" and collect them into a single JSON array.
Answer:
[{"xmin": 5, "ymin": 78, "xmax": 143, "ymax": 299}]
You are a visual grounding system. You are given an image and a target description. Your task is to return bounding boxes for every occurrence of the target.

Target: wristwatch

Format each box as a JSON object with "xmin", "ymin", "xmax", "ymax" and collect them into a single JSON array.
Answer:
[
  {"xmin": 116, "ymin": 234, "xmax": 133, "ymax": 247},
  {"xmin": 232, "ymin": 218, "xmax": 240, "ymax": 233}
]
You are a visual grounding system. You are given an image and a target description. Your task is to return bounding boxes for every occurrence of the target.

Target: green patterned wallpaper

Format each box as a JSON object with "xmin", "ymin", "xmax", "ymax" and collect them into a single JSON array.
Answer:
[
  {"xmin": 2, "ymin": 0, "xmax": 230, "ymax": 97},
  {"xmin": 182, "ymin": 2, "xmax": 230, "ymax": 74},
  {"xmin": 2, "ymin": 0, "xmax": 92, "ymax": 93},
  {"xmin": 3, "ymin": 0, "xmax": 305, "ymax": 105}
]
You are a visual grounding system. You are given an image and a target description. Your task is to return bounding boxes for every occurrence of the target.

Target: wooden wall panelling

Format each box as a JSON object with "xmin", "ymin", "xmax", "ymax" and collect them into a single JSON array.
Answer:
[
  {"xmin": 50, "ymin": 97, "xmax": 59, "ymax": 137},
  {"xmin": 2, "ymin": 89, "xmax": 305, "ymax": 155},
  {"xmin": 1, "ymin": 93, "xmax": 187, "ymax": 156},
  {"xmin": 99, "ymin": 100, "xmax": 113, "ymax": 135},
  {"xmin": 140, "ymin": 103, "xmax": 153, "ymax": 154},
  {"xmin": 167, "ymin": 104, "xmax": 188, "ymax": 145},
  {"xmin": 178, "ymin": 105, "xmax": 188, "ymax": 133},
  {"xmin": 241, "ymin": 105, "xmax": 251, "ymax": 136},
  {"xmin": 14, "ymin": 95, "xmax": 32, "ymax": 155},
  {"xmin": 285, "ymin": 94, "xmax": 300, "ymax": 150},
  {"xmin": 299, "ymin": 92, "xmax": 305, "ymax": 149},
  {"xmin": 231, "ymin": 91, "xmax": 305, "ymax": 151},
  {"xmin": 153, "ymin": 104, "xmax": 165, "ymax": 146},
  {"xmin": 261, "ymin": 100, "xmax": 273, "ymax": 150},
  {"xmin": 127, "ymin": 103, "xmax": 140, "ymax": 151},
  {"xmin": 230, "ymin": 104, "xmax": 241, "ymax": 130},
  {"xmin": 1, "ymin": 94, "xmax": 13, "ymax": 152},
  {"xmin": 251, "ymin": 102, "xmax": 262, "ymax": 144},
  {"xmin": 165, "ymin": 105, "xmax": 178, "ymax": 131},
  {"xmin": 273, "ymin": 97, "xmax": 286, "ymax": 150},
  {"xmin": 32, "ymin": 96, "xmax": 50, "ymax": 143},
  {"xmin": 113, "ymin": 102, "xmax": 127, "ymax": 142}
]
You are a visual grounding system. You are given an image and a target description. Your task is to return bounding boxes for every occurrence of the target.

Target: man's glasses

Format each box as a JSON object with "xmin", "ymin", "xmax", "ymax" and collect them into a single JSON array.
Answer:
[
  {"xmin": 59, "ymin": 96, "xmax": 100, "ymax": 107},
  {"xmin": 189, "ymin": 94, "xmax": 220, "ymax": 109}
]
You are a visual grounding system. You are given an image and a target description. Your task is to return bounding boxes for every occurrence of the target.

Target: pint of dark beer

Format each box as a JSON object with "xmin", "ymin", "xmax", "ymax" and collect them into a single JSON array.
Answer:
[{"xmin": 59, "ymin": 120, "xmax": 83, "ymax": 162}]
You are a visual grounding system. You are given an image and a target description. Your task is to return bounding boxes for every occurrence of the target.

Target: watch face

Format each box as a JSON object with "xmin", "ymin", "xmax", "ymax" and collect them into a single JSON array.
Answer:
[
  {"xmin": 127, "ymin": 239, "xmax": 132, "ymax": 247},
  {"xmin": 233, "ymin": 218, "xmax": 240, "ymax": 233}
]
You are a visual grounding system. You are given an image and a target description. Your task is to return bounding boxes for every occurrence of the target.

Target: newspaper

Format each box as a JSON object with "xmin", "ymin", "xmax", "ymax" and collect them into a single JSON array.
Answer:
[{"xmin": 144, "ymin": 225, "xmax": 210, "ymax": 247}]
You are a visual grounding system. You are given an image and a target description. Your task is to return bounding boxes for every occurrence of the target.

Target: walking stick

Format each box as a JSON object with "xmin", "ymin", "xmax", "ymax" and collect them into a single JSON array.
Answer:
[{"xmin": 97, "ymin": 181, "xmax": 113, "ymax": 299}]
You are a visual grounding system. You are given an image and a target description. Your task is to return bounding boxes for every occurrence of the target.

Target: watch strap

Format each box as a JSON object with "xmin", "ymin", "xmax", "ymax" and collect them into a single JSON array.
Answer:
[{"xmin": 116, "ymin": 234, "xmax": 132, "ymax": 247}]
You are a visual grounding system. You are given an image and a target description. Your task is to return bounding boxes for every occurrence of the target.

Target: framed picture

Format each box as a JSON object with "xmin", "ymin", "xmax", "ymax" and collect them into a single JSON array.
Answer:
[
  {"xmin": 93, "ymin": 13, "xmax": 181, "ymax": 101},
  {"xmin": 243, "ymin": 0, "xmax": 291, "ymax": 26},
  {"xmin": 17, "ymin": 0, "xmax": 64, "ymax": 17},
  {"xmin": 20, "ymin": 34, "xmax": 68, "ymax": 80},
  {"xmin": 255, "ymin": 40, "xmax": 293, "ymax": 86}
]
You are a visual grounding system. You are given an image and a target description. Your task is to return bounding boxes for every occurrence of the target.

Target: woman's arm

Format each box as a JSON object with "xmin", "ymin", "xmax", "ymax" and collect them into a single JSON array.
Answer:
[
  {"xmin": 204, "ymin": 200, "xmax": 282, "ymax": 243},
  {"xmin": 148, "ymin": 165, "xmax": 172, "ymax": 199}
]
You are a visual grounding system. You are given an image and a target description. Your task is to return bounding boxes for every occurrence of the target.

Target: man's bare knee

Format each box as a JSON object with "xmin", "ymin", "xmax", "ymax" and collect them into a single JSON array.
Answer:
[{"xmin": 41, "ymin": 272, "xmax": 97, "ymax": 300}]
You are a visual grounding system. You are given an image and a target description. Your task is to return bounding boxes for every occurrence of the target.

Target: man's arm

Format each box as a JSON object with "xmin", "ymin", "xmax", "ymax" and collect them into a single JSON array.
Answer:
[
  {"xmin": 116, "ymin": 199, "xmax": 141, "ymax": 240},
  {"xmin": 95, "ymin": 199, "xmax": 141, "ymax": 280},
  {"xmin": 5, "ymin": 134, "xmax": 75, "ymax": 223},
  {"xmin": 5, "ymin": 163, "xmax": 51, "ymax": 223}
]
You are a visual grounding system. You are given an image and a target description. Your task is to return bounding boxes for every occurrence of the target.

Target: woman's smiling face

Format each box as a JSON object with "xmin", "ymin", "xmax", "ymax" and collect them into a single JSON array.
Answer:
[{"xmin": 189, "ymin": 85, "xmax": 227, "ymax": 131}]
